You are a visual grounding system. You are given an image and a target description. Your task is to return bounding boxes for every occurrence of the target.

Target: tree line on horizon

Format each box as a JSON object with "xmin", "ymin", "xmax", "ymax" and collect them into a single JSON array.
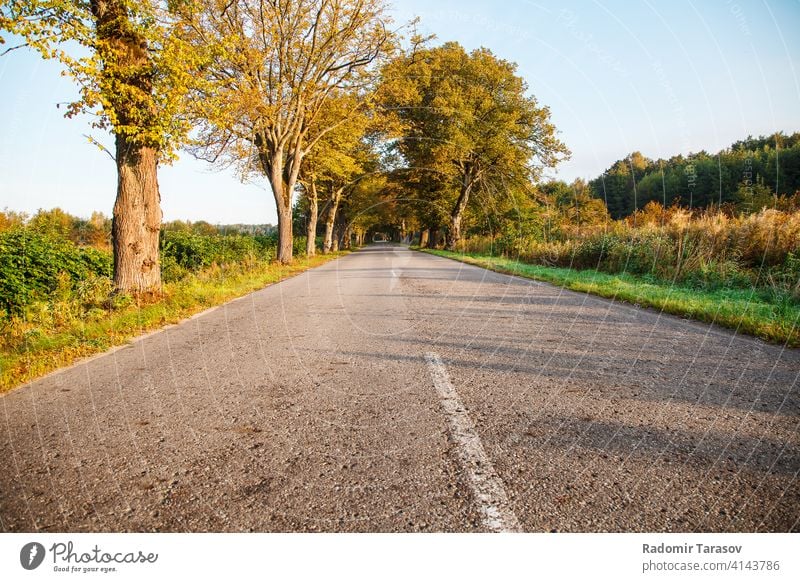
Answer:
[{"xmin": 586, "ymin": 132, "xmax": 800, "ymax": 220}]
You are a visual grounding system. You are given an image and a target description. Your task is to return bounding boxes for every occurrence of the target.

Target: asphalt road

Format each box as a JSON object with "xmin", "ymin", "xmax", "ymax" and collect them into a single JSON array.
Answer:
[{"xmin": 1, "ymin": 244, "xmax": 798, "ymax": 532}]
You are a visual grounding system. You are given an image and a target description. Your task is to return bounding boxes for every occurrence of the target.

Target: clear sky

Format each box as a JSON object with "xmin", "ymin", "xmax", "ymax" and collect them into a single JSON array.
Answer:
[{"xmin": 1, "ymin": 0, "xmax": 798, "ymax": 224}]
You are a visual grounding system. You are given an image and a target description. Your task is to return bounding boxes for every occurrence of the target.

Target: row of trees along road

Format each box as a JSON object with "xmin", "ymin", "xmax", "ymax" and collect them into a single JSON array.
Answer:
[
  {"xmin": 1, "ymin": 2, "xmax": 569, "ymax": 292},
  {"xmin": 1, "ymin": 0, "xmax": 397, "ymax": 292},
  {"xmin": 378, "ymin": 40, "xmax": 569, "ymax": 250}
]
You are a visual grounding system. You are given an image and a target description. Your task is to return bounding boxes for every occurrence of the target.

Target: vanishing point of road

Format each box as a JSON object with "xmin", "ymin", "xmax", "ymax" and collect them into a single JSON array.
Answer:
[{"xmin": 2, "ymin": 245, "xmax": 798, "ymax": 532}]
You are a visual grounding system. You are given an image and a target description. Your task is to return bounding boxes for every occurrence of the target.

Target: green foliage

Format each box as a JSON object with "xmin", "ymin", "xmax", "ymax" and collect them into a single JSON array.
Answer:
[
  {"xmin": 0, "ymin": 228, "xmax": 112, "ymax": 315},
  {"xmin": 380, "ymin": 41, "xmax": 569, "ymax": 240},
  {"xmin": 162, "ymin": 231, "xmax": 261, "ymax": 271},
  {"xmin": 0, "ymin": 218, "xmax": 308, "ymax": 313},
  {"xmin": 425, "ymin": 249, "xmax": 800, "ymax": 347},
  {"xmin": 589, "ymin": 133, "xmax": 800, "ymax": 218}
]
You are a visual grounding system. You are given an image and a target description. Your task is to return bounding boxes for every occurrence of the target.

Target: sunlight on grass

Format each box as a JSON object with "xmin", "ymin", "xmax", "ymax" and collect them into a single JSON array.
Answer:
[
  {"xmin": 0, "ymin": 253, "xmax": 347, "ymax": 392},
  {"xmin": 422, "ymin": 249, "xmax": 800, "ymax": 347}
]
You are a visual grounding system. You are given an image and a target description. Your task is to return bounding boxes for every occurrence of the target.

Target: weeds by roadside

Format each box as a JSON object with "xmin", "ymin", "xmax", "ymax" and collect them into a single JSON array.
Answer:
[{"xmin": 0, "ymin": 253, "xmax": 345, "ymax": 393}]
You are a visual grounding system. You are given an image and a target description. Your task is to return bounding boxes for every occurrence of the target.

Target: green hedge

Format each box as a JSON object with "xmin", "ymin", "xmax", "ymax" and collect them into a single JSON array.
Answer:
[
  {"xmin": 0, "ymin": 228, "xmax": 112, "ymax": 315},
  {"xmin": 159, "ymin": 232, "xmax": 308, "ymax": 282},
  {"xmin": 1, "ymin": 227, "xmax": 314, "ymax": 315}
]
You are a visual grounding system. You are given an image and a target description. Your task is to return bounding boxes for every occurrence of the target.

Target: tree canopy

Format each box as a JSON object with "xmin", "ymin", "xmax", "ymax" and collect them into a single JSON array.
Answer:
[
  {"xmin": 379, "ymin": 40, "xmax": 569, "ymax": 248},
  {"xmin": 184, "ymin": 0, "xmax": 396, "ymax": 262},
  {"xmin": 1, "ymin": 0, "xmax": 209, "ymax": 292}
]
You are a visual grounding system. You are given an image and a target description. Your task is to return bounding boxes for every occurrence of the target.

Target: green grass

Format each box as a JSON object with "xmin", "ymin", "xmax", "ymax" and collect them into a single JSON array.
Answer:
[
  {"xmin": 0, "ymin": 253, "xmax": 347, "ymax": 392},
  {"xmin": 420, "ymin": 248, "xmax": 800, "ymax": 347}
]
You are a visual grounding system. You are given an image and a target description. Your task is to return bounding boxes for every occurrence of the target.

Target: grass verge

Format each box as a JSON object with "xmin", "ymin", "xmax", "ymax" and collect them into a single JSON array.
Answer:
[
  {"xmin": 0, "ymin": 252, "xmax": 347, "ymax": 393},
  {"xmin": 420, "ymin": 248, "xmax": 800, "ymax": 347}
]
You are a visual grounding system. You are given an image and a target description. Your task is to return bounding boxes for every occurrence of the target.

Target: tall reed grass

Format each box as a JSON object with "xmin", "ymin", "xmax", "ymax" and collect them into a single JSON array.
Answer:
[{"xmin": 460, "ymin": 205, "xmax": 800, "ymax": 299}]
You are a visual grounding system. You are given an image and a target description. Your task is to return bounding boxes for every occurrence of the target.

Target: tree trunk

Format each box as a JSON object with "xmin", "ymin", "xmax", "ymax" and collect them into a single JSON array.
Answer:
[
  {"xmin": 427, "ymin": 227, "xmax": 439, "ymax": 249},
  {"xmin": 323, "ymin": 187, "xmax": 343, "ymax": 254},
  {"xmin": 419, "ymin": 229, "xmax": 429, "ymax": 247},
  {"xmin": 264, "ymin": 151, "xmax": 296, "ymax": 264},
  {"xmin": 306, "ymin": 179, "xmax": 318, "ymax": 257},
  {"xmin": 277, "ymin": 205, "xmax": 293, "ymax": 263},
  {"xmin": 112, "ymin": 136, "xmax": 162, "ymax": 294},
  {"xmin": 91, "ymin": 0, "xmax": 163, "ymax": 294},
  {"xmin": 447, "ymin": 178, "xmax": 474, "ymax": 251},
  {"xmin": 334, "ymin": 209, "xmax": 348, "ymax": 250}
]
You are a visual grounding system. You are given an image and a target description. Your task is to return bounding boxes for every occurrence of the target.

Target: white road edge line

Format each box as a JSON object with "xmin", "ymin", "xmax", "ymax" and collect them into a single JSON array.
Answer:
[{"xmin": 424, "ymin": 352, "xmax": 521, "ymax": 533}]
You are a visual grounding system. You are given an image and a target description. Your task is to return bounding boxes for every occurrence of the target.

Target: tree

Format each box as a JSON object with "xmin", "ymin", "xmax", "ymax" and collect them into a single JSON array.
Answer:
[
  {"xmin": 588, "ymin": 133, "xmax": 800, "ymax": 218},
  {"xmin": 380, "ymin": 41, "xmax": 569, "ymax": 250},
  {"xmin": 1, "ymin": 1, "xmax": 205, "ymax": 293},
  {"xmin": 0, "ymin": 209, "xmax": 27, "ymax": 232},
  {"xmin": 186, "ymin": 0, "xmax": 395, "ymax": 263},
  {"xmin": 28, "ymin": 208, "xmax": 75, "ymax": 239},
  {"xmin": 298, "ymin": 94, "xmax": 375, "ymax": 256}
]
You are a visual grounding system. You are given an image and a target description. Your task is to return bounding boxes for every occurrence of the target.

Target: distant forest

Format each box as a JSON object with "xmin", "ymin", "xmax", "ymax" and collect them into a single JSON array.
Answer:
[{"xmin": 588, "ymin": 132, "xmax": 800, "ymax": 218}]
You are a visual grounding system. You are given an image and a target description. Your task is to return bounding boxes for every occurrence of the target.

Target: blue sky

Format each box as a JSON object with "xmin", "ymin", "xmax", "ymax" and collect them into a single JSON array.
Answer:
[{"xmin": 1, "ymin": 0, "xmax": 798, "ymax": 224}]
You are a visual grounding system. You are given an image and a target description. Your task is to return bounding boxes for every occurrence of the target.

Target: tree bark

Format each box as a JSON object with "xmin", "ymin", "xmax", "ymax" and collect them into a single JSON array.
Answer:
[
  {"xmin": 263, "ymin": 147, "xmax": 296, "ymax": 264},
  {"xmin": 306, "ymin": 179, "xmax": 318, "ymax": 257},
  {"xmin": 276, "ymin": 204, "xmax": 293, "ymax": 263},
  {"xmin": 91, "ymin": 0, "xmax": 163, "ymax": 294},
  {"xmin": 112, "ymin": 133, "xmax": 162, "ymax": 293},
  {"xmin": 323, "ymin": 186, "xmax": 344, "ymax": 254},
  {"xmin": 419, "ymin": 229, "xmax": 429, "ymax": 247},
  {"xmin": 447, "ymin": 176, "xmax": 475, "ymax": 251},
  {"xmin": 334, "ymin": 209, "xmax": 346, "ymax": 250},
  {"xmin": 427, "ymin": 227, "xmax": 439, "ymax": 249}
]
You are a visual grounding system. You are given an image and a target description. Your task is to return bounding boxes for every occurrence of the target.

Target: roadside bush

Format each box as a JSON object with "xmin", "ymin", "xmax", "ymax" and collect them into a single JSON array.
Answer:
[
  {"xmin": 0, "ymin": 223, "xmax": 312, "ymax": 315},
  {"xmin": 160, "ymin": 231, "xmax": 279, "ymax": 275},
  {"xmin": 0, "ymin": 228, "xmax": 112, "ymax": 315}
]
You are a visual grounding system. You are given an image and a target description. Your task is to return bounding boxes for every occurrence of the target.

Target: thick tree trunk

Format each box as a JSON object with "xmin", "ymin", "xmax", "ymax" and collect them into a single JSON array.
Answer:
[
  {"xmin": 419, "ymin": 229, "xmax": 429, "ymax": 247},
  {"xmin": 447, "ymin": 178, "xmax": 474, "ymax": 251},
  {"xmin": 306, "ymin": 180, "xmax": 318, "ymax": 257},
  {"xmin": 323, "ymin": 187, "xmax": 344, "ymax": 254},
  {"xmin": 92, "ymin": 0, "xmax": 163, "ymax": 294},
  {"xmin": 112, "ymin": 136, "xmax": 162, "ymax": 294},
  {"xmin": 323, "ymin": 213, "xmax": 335, "ymax": 254}
]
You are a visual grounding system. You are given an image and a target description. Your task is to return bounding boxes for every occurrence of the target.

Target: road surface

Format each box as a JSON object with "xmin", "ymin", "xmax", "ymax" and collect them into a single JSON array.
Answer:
[{"xmin": 1, "ymin": 244, "xmax": 798, "ymax": 532}]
